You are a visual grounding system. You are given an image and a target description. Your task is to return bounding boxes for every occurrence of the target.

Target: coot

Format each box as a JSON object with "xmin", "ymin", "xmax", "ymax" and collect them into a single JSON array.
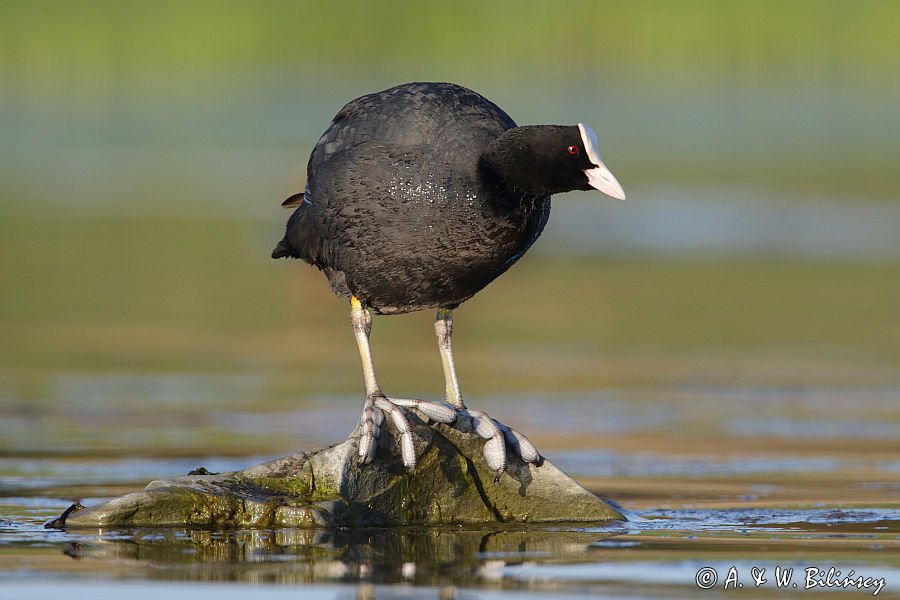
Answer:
[{"xmin": 273, "ymin": 82, "xmax": 625, "ymax": 478}]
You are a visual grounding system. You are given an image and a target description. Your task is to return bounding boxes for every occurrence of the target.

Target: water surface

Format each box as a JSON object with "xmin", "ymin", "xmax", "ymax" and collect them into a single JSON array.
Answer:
[{"xmin": 3, "ymin": 382, "xmax": 899, "ymax": 597}]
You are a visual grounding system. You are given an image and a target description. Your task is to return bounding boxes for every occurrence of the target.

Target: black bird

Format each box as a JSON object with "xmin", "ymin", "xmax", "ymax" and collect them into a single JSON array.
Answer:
[{"xmin": 273, "ymin": 82, "xmax": 625, "ymax": 478}]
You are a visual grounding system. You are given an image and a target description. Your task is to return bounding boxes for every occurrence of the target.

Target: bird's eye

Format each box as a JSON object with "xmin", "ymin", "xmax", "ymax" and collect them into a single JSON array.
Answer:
[{"xmin": 568, "ymin": 145, "xmax": 579, "ymax": 155}]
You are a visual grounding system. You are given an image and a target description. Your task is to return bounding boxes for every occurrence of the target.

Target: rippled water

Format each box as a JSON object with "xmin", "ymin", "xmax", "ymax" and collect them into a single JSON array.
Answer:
[
  {"xmin": 2, "ymin": 493, "xmax": 897, "ymax": 598},
  {"xmin": 2, "ymin": 381, "xmax": 899, "ymax": 598}
]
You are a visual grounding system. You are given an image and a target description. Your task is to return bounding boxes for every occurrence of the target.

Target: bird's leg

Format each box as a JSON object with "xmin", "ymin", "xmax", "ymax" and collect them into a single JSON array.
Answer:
[
  {"xmin": 351, "ymin": 296, "xmax": 392, "ymax": 465},
  {"xmin": 351, "ymin": 297, "xmax": 455, "ymax": 470},
  {"xmin": 434, "ymin": 309, "xmax": 541, "ymax": 479},
  {"xmin": 435, "ymin": 309, "xmax": 465, "ymax": 410}
]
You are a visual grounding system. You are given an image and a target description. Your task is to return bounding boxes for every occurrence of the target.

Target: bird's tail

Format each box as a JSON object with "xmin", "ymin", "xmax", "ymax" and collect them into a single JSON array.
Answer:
[
  {"xmin": 271, "ymin": 238, "xmax": 296, "ymax": 259},
  {"xmin": 271, "ymin": 191, "xmax": 308, "ymax": 259},
  {"xmin": 272, "ymin": 191, "xmax": 318, "ymax": 261}
]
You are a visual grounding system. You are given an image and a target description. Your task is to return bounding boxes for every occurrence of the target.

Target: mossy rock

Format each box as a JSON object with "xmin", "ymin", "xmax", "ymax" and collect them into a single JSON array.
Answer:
[{"xmin": 56, "ymin": 412, "xmax": 625, "ymax": 528}]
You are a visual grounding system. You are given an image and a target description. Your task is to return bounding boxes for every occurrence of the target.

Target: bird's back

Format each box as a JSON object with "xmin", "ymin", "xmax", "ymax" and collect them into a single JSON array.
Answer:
[{"xmin": 308, "ymin": 82, "xmax": 517, "ymax": 171}]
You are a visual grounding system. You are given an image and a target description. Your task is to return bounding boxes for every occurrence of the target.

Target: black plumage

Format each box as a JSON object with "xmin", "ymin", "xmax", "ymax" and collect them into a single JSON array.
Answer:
[{"xmin": 272, "ymin": 82, "xmax": 611, "ymax": 314}]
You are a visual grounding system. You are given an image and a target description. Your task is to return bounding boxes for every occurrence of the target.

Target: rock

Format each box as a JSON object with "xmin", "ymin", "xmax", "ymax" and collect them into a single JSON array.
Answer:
[{"xmin": 57, "ymin": 411, "xmax": 625, "ymax": 528}]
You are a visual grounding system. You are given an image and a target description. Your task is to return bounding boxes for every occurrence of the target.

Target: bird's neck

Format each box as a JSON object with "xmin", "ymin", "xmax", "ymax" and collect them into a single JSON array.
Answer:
[{"xmin": 479, "ymin": 127, "xmax": 554, "ymax": 199}]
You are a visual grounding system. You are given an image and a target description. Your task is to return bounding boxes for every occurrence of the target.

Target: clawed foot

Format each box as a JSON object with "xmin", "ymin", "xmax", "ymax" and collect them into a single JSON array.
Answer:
[
  {"xmin": 357, "ymin": 394, "xmax": 456, "ymax": 469},
  {"xmin": 356, "ymin": 395, "xmax": 541, "ymax": 479},
  {"xmin": 350, "ymin": 303, "xmax": 542, "ymax": 480},
  {"xmin": 460, "ymin": 408, "xmax": 542, "ymax": 480}
]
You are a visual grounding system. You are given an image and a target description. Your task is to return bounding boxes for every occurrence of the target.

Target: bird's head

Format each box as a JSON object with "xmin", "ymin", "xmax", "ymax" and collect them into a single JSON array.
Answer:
[{"xmin": 480, "ymin": 123, "xmax": 625, "ymax": 200}]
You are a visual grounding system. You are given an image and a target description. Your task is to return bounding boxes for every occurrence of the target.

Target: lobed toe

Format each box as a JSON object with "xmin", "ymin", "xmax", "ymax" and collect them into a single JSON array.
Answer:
[
  {"xmin": 504, "ymin": 427, "xmax": 541, "ymax": 464},
  {"xmin": 482, "ymin": 434, "xmax": 507, "ymax": 477}
]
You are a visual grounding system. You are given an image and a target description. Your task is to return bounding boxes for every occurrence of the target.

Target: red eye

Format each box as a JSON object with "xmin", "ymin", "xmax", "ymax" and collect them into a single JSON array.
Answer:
[{"xmin": 568, "ymin": 145, "xmax": 579, "ymax": 155}]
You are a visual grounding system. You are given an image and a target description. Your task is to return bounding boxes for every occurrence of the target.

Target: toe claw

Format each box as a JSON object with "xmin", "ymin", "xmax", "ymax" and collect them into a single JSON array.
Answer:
[
  {"xmin": 482, "ymin": 434, "xmax": 507, "ymax": 476},
  {"xmin": 461, "ymin": 408, "xmax": 541, "ymax": 476},
  {"xmin": 358, "ymin": 431, "xmax": 376, "ymax": 465},
  {"xmin": 503, "ymin": 427, "xmax": 541, "ymax": 464},
  {"xmin": 358, "ymin": 404, "xmax": 382, "ymax": 465},
  {"xmin": 375, "ymin": 397, "xmax": 417, "ymax": 470},
  {"xmin": 400, "ymin": 431, "xmax": 416, "ymax": 471}
]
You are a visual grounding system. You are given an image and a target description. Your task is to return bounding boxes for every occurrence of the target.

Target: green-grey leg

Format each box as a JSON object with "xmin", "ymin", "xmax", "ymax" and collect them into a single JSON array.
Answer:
[
  {"xmin": 352, "ymin": 296, "xmax": 456, "ymax": 470},
  {"xmin": 434, "ymin": 309, "xmax": 541, "ymax": 479}
]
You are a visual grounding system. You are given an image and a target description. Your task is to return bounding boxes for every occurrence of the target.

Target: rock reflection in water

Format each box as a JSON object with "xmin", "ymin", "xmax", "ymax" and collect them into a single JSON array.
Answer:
[{"xmin": 64, "ymin": 527, "xmax": 612, "ymax": 585}]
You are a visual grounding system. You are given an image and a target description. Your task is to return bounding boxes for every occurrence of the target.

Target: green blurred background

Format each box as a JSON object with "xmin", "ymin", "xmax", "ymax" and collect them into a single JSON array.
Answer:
[{"xmin": 1, "ymin": 0, "xmax": 898, "ymax": 458}]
